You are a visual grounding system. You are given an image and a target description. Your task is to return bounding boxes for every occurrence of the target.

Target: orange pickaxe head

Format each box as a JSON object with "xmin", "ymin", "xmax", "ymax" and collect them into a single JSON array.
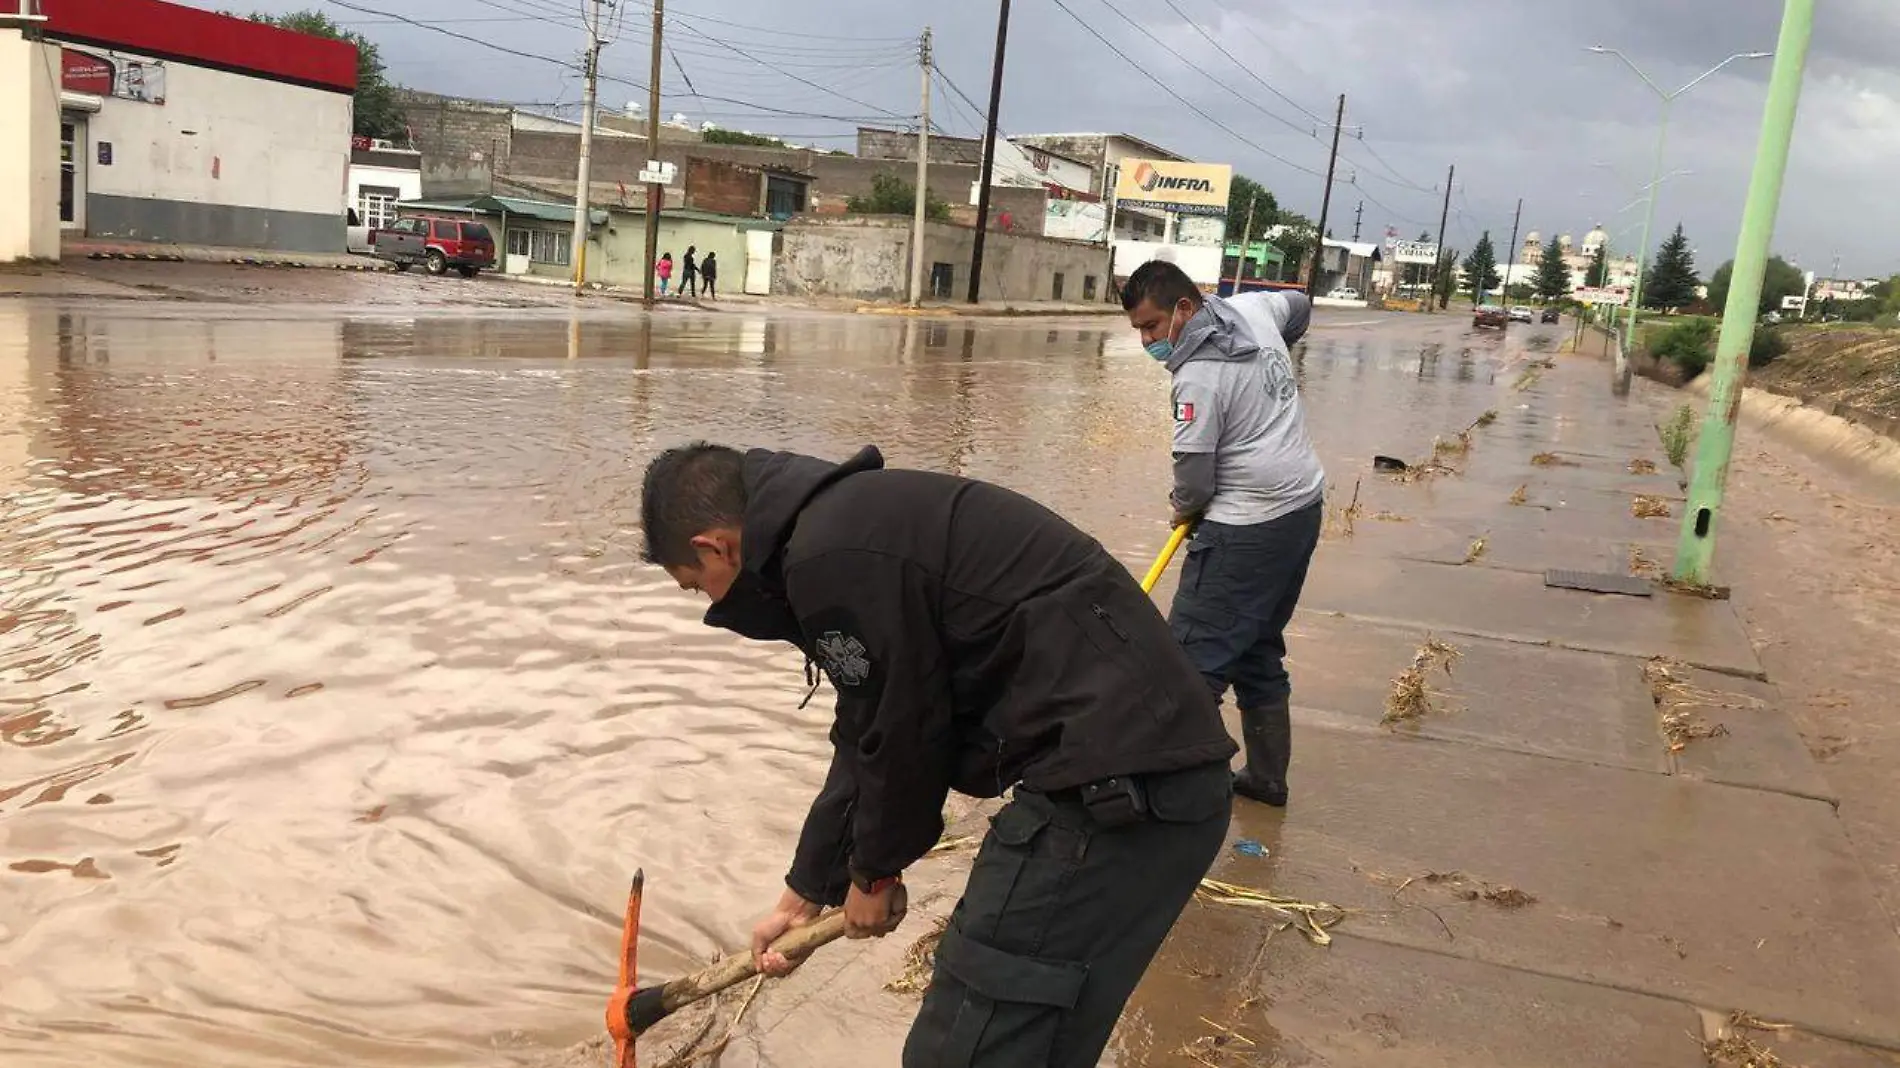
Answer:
[{"xmin": 604, "ymin": 870, "xmax": 643, "ymax": 1068}]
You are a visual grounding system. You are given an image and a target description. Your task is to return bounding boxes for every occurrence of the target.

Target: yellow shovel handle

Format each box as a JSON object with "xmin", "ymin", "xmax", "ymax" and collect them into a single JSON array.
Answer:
[{"xmin": 1140, "ymin": 523, "xmax": 1194, "ymax": 594}]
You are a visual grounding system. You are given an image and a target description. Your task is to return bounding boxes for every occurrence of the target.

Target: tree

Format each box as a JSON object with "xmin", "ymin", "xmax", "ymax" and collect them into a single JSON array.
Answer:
[
  {"xmin": 703, "ymin": 129, "xmax": 789, "ymax": 148},
  {"xmin": 1643, "ymin": 223, "xmax": 1699, "ymax": 310},
  {"xmin": 1462, "ymin": 232, "xmax": 1501, "ymax": 303},
  {"xmin": 1535, "ymin": 235, "xmax": 1571, "ymax": 302},
  {"xmin": 1272, "ymin": 212, "xmax": 1317, "ymax": 283},
  {"xmin": 1706, "ymin": 255, "xmax": 1805, "ymax": 317},
  {"xmin": 1226, "ymin": 175, "xmax": 1279, "ymax": 243},
  {"xmin": 1584, "ymin": 243, "xmax": 1609, "ymax": 288},
  {"xmin": 244, "ymin": 10, "xmax": 403, "ymax": 140},
  {"xmin": 846, "ymin": 171, "xmax": 950, "ymax": 221},
  {"xmin": 1433, "ymin": 247, "xmax": 1460, "ymax": 308}
]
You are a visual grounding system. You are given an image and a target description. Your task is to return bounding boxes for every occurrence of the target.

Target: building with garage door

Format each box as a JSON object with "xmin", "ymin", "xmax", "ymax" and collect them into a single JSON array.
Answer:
[{"xmin": 1, "ymin": 0, "xmax": 356, "ymax": 261}]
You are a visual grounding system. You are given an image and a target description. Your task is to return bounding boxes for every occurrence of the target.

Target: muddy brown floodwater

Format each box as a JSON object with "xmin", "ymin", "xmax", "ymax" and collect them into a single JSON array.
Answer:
[{"xmin": 1, "ymin": 297, "xmax": 1559, "ymax": 1067}]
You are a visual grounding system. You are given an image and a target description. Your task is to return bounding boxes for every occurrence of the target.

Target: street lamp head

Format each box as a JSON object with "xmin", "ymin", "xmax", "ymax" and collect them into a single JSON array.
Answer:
[
  {"xmin": 1741, "ymin": 51, "xmax": 1773, "ymax": 59},
  {"xmin": 1587, "ymin": 45, "xmax": 1611, "ymax": 54}
]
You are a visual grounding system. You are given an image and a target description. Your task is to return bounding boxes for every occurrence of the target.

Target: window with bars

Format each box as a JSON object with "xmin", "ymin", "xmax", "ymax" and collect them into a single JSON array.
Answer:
[
  {"xmin": 506, "ymin": 228, "xmax": 570, "ymax": 265},
  {"xmin": 356, "ymin": 185, "xmax": 401, "ymax": 230}
]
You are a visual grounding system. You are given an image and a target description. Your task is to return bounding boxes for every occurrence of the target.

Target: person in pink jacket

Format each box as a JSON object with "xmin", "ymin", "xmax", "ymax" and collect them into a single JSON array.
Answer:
[{"xmin": 656, "ymin": 252, "xmax": 674, "ymax": 297}]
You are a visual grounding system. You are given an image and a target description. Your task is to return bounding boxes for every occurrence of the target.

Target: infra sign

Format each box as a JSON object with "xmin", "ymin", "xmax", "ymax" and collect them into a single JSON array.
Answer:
[{"xmin": 1113, "ymin": 159, "xmax": 1232, "ymax": 216}]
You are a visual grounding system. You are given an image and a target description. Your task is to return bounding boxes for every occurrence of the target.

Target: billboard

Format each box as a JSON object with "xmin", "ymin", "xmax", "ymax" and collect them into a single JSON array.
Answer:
[
  {"xmin": 1043, "ymin": 199, "xmax": 1107, "ymax": 243},
  {"xmin": 1392, "ymin": 240, "xmax": 1439, "ymax": 265},
  {"xmin": 1113, "ymin": 159, "xmax": 1232, "ymax": 216},
  {"xmin": 1574, "ymin": 286, "xmax": 1630, "ymax": 306}
]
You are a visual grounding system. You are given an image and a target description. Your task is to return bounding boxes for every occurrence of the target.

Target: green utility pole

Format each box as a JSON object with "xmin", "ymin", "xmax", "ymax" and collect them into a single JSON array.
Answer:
[{"xmin": 1673, "ymin": 0, "xmax": 1813, "ymax": 584}]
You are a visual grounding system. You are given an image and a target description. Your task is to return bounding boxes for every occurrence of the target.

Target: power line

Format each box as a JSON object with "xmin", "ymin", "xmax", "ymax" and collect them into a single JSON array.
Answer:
[
  {"xmin": 666, "ymin": 20, "xmax": 907, "ymax": 118},
  {"xmin": 1087, "ymin": 0, "xmax": 1317, "ymax": 143},
  {"xmin": 626, "ymin": 3, "xmax": 916, "ymax": 43},
  {"xmin": 1350, "ymin": 134, "xmax": 1438, "ymax": 195},
  {"xmin": 323, "ymin": 0, "xmax": 592, "ymax": 69},
  {"xmin": 1155, "ymin": 0, "xmax": 1328, "ymax": 126},
  {"xmin": 1046, "ymin": 0, "xmax": 1327, "ymax": 180}
]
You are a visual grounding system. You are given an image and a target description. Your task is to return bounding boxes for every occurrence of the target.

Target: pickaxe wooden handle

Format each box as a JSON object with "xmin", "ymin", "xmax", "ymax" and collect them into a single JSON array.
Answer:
[{"xmin": 605, "ymin": 869, "xmax": 863, "ymax": 1067}]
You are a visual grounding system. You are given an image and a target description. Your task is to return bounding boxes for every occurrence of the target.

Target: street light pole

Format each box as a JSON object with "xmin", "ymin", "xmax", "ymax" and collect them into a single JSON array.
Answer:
[
  {"xmin": 1588, "ymin": 45, "xmax": 1771, "ymax": 395},
  {"xmin": 1674, "ymin": 0, "xmax": 1813, "ymax": 585}
]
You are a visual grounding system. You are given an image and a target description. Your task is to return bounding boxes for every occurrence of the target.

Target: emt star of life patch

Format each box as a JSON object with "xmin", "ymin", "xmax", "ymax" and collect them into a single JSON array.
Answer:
[{"xmin": 816, "ymin": 630, "xmax": 872, "ymax": 688}]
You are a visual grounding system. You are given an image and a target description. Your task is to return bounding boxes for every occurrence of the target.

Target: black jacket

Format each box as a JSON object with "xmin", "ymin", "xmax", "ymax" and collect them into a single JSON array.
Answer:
[{"xmin": 703, "ymin": 446, "xmax": 1236, "ymax": 905}]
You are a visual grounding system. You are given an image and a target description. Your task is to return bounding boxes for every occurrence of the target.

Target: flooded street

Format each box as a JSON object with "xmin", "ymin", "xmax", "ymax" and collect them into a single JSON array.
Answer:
[{"xmin": 5, "ymin": 280, "xmax": 1898, "ymax": 1068}]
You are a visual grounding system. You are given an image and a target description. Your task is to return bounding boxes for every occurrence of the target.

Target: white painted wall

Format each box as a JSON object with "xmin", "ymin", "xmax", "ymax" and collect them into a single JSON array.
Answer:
[
  {"xmin": 1113, "ymin": 238, "xmax": 1223, "ymax": 287},
  {"xmin": 347, "ymin": 164, "xmax": 421, "ymax": 204},
  {"xmin": 992, "ymin": 140, "xmax": 1092, "ymax": 193},
  {"xmin": 84, "ymin": 52, "xmax": 350, "ymax": 216},
  {"xmin": 0, "ymin": 33, "xmax": 63, "ymax": 261}
]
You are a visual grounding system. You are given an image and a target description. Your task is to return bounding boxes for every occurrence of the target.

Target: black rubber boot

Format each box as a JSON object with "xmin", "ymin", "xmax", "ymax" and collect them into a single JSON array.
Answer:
[{"xmin": 1232, "ymin": 698, "xmax": 1290, "ymax": 806}]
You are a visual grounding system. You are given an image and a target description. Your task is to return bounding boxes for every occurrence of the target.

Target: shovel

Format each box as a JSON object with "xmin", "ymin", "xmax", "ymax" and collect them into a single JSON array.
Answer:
[
  {"xmin": 1140, "ymin": 521, "xmax": 1194, "ymax": 594},
  {"xmin": 605, "ymin": 870, "xmax": 904, "ymax": 1067}
]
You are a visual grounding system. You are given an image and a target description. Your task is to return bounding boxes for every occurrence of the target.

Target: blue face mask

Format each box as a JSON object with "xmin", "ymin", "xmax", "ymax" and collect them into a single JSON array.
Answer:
[{"xmin": 1145, "ymin": 304, "xmax": 1186, "ymax": 362}]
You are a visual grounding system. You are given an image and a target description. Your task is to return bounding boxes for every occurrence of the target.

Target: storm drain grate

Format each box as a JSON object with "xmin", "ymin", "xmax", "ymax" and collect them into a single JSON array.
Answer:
[{"xmin": 1544, "ymin": 569, "xmax": 1654, "ymax": 598}]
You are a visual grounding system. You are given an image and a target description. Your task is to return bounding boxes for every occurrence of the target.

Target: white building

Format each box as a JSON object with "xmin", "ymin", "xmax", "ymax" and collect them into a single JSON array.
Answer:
[
  {"xmin": 2, "ymin": 0, "xmax": 358, "ymax": 261},
  {"xmin": 348, "ymin": 144, "xmax": 423, "ymax": 232}
]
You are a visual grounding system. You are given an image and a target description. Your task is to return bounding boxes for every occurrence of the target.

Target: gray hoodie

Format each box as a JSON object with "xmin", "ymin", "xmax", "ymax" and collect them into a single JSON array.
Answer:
[{"xmin": 1166, "ymin": 291, "xmax": 1325, "ymax": 524}]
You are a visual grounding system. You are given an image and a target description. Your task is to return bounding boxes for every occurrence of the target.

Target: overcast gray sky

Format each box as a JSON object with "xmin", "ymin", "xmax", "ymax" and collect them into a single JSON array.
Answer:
[{"xmin": 249, "ymin": 0, "xmax": 1898, "ymax": 278}]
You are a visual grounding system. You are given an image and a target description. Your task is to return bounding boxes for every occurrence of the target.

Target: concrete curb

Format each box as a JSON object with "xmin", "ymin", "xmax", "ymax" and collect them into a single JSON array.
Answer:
[{"xmin": 75, "ymin": 249, "xmax": 393, "ymax": 272}]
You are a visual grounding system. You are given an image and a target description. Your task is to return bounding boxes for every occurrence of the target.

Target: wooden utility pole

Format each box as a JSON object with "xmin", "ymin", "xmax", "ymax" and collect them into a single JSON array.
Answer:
[
  {"xmin": 1228, "ymin": 194, "xmax": 1258, "ymax": 296},
  {"xmin": 640, "ymin": 0, "xmax": 664, "ymax": 308},
  {"xmin": 967, "ymin": 0, "xmax": 1011, "ymax": 304},
  {"xmin": 1429, "ymin": 164, "xmax": 1453, "ymax": 311},
  {"xmin": 1500, "ymin": 196, "xmax": 1523, "ymax": 328},
  {"xmin": 908, "ymin": 28, "xmax": 932, "ymax": 307},
  {"xmin": 1307, "ymin": 93, "xmax": 1345, "ymax": 296},
  {"xmin": 569, "ymin": 0, "xmax": 603, "ymax": 291},
  {"xmin": 1351, "ymin": 200, "xmax": 1363, "ymax": 242}
]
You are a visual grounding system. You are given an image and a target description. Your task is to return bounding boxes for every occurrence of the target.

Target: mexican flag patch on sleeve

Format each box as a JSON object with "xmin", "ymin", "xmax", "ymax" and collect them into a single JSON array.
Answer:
[{"xmin": 1174, "ymin": 401, "xmax": 1196, "ymax": 422}]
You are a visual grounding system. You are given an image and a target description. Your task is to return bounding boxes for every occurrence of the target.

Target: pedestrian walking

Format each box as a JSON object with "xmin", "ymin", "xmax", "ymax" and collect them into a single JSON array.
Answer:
[
  {"xmin": 641, "ymin": 443, "xmax": 1235, "ymax": 1068},
  {"xmin": 679, "ymin": 245, "xmax": 699, "ymax": 299},
  {"xmin": 655, "ymin": 252, "xmax": 673, "ymax": 298},
  {"xmin": 700, "ymin": 251, "xmax": 718, "ymax": 300},
  {"xmin": 1122, "ymin": 259, "xmax": 1323, "ymax": 807}
]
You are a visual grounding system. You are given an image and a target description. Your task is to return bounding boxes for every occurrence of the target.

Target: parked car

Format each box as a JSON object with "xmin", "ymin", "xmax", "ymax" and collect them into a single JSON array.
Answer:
[
  {"xmin": 345, "ymin": 208, "xmax": 374, "ymax": 255},
  {"xmin": 1541, "ymin": 307, "xmax": 1561, "ymax": 324},
  {"xmin": 1329, "ymin": 287, "xmax": 1361, "ymax": 301},
  {"xmin": 371, "ymin": 215, "xmax": 496, "ymax": 277},
  {"xmin": 1509, "ymin": 306, "xmax": 1534, "ymax": 324},
  {"xmin": 1473, "ymin": 305, "xmax": 1508, "ymax": 330}
]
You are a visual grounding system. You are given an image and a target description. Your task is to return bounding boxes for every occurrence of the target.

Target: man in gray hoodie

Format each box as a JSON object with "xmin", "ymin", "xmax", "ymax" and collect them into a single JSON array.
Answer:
[{"xmin": 1122, "ymin": 260, "xmax": 1324, "ymax": 806}]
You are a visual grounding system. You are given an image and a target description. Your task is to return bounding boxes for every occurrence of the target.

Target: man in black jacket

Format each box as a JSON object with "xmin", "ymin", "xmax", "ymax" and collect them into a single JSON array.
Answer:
[{"xmin": 641, "ymin": 443, "xmax": 1236, "ymax": 1067}]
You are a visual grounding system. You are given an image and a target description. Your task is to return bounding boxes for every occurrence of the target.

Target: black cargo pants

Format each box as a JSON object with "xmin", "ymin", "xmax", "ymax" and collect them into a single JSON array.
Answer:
[{"xmin": 902, "ymin": 762, "xmax": 1231, "ymax": 1068}]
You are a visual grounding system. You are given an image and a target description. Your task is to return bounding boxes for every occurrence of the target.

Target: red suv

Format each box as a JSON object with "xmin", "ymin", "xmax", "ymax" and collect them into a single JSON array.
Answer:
[{"xmin": 372, "ymin": 215, "xmax": 496, "ymax": 278}]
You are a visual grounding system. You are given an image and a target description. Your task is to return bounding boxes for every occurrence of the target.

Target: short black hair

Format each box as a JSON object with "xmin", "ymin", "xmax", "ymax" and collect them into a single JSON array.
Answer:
[
  {"xmin": 1120, "ymin": 259, "xmax": 1202, "ymax": 313},
  {"xmin": 640, "ymin": 442, "xmax": 746, "ymax": 566}
]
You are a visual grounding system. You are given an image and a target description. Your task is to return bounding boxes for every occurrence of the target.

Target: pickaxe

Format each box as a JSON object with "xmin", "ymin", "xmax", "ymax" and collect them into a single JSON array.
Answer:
[{"xmin": 605, "ymin": 870, "xmax": 873, "ymax": 1068}]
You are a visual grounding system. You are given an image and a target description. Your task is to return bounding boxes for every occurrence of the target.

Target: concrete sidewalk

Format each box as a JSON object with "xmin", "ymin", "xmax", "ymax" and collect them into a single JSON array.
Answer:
[
  {"xmin": 1115, "ymin": 346, "xmax": 1900, "ymax": 1066},
  {"xmin": 60, "ymin": 235, "xmax": 388, "ymax": 271}
]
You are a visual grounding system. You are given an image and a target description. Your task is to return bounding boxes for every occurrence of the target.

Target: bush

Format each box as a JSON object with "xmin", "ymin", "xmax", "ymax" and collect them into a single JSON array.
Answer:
[
  {"xmin": 1749, "ymin": 326, "xmax": 1788, "ymax": 368},
  {"xmin": 1649, "ymin": 318, "xmax": 1718, "ymax": 377}
]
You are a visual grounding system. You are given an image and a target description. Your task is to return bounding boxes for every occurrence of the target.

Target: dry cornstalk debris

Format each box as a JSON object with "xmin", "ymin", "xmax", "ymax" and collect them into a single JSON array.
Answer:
[
  {"xmin": 1508, "ymin": 483, "xmax": 1529, "ymax": 506},
  {"xmin": 1513, "ymin": 366, "xmax": 1544, "ymax": 392},
  {"xmin": 1382, "ymin": 636, "xmax": 1461, "ymax": 726},
  {"xmin": 1530, "ymin": 451, "xmax": 1578, "ymax": 466},
  {"xmin": 1628, "ymin": 546, "xmax": 1662, "ymax": 578},
  {"xmin": 1702, "ymin": 1011, "xmax": 1802, "ymax": 1068},
  {"xmin": 1195, "ymin": 879, "xmax": 1346, "ymax": 946},
  {"xmin": 1398, "ymin": 870, "xmax": 1537, "ymax": 909},
  {"xmin": 1370, "ymin": 510, "xmax": 1411, "ymax": 523},
  {"xmin": 1632, "ymin": 495, "xmax": 1673, "ymax": 519},
  {"xmin": 885, "ymin": 915, "xmax": 950, "ymax": 996},
  {"xmin": 1463, "ymin": 536, "xmax": 1488, "ymax": 564},
  {"xmin": 1323, "ymin": 478, "xmax": 1365, "ymax": 539},
  {"xmin": 1629, "ymin": 458, "xmax": 1659, "ymax": 475},
  {"xmin": 1644, "ymin": 658, "xmax": 1760, "ymax": 752}
]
